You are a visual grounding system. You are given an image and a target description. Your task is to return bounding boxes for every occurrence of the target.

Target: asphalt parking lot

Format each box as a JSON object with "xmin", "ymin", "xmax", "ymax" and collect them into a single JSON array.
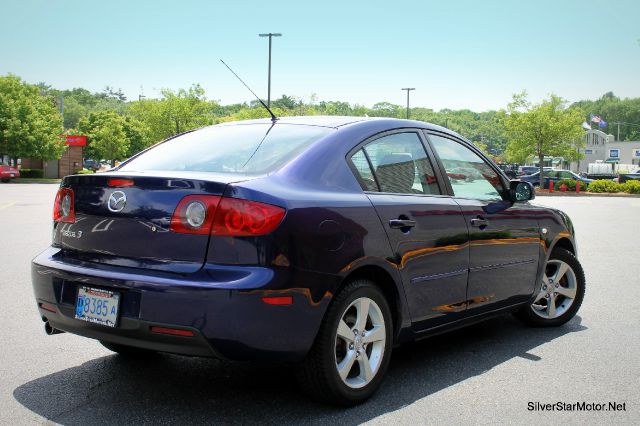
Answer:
[{"xmin": 0, "ymin": 183, "xmax": 638, "ymax": 425}]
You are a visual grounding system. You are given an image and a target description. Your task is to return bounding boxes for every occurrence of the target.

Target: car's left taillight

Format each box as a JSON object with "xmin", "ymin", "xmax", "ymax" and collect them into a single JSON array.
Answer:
[{"xmin": 53, "ymin": 187, "xmax": 75, "ymax": 223}]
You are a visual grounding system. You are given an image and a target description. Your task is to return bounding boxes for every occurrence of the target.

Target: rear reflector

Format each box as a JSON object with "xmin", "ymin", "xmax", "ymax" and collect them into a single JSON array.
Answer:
[
  {"xmin": 261, "ymin": 296, "xmax": 293, "ymax": 306},
  {"xmin": 150, "ymin": 326, "xmax": 195, "ymax": 337},
  {"xmin": 39, "ymin": 302, "xmax": 57, "ymax": 313},
  {"xmin": 107, "ymin": 178, "xmax": 134, "ymax": 187}
]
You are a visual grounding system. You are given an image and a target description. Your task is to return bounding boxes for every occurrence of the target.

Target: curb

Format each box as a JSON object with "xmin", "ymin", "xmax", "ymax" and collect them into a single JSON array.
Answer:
[
  {"xmin": 7, "ymin": 179, "xmax": 61, "ymax": 184},
  {"xmin": 535, "ymin": 190, "xmax": 640, "ymax": 198}
]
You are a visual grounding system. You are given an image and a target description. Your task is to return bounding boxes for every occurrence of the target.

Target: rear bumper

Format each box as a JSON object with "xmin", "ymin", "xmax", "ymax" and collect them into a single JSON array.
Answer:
[{"xmin": 32, "ymin": 247, "xmax": 335, "ymax": 361}]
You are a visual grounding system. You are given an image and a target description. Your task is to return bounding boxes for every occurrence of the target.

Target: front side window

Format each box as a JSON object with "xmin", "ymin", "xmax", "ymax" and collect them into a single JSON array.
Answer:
[
  {"xmin": 428, "ymin": 134, "xmax": 504, "ymax": 200},
  {"xmin": 350, "ymin": 132, "xmax": 440, "ymax": 195}
]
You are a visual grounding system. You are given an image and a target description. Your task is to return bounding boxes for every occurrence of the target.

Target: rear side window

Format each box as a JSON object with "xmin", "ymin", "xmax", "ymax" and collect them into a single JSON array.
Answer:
[
  {"xmin": 120, "ymin": 124, "xmax": 333, "ymax": 175},
  {"xmin": 350, "ymin": 150, "xmax": 378, "ymax": 191},
  {"xmin": 349, "ymin": 132, "xmax": 441, "ymax": 195}
]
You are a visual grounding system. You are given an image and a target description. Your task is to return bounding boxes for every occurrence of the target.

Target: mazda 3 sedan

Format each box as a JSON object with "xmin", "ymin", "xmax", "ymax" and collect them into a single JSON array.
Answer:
[{"xmin": 32, "ymin": 116, "xmax": 585, "ymax": 405}]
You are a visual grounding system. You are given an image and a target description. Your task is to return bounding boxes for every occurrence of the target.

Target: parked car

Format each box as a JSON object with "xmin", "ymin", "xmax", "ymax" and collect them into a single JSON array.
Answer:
[
  {"xmin": 32, "ymin": 117, "xmax": 585, "ymax": 405},
  {"xmin": 496, "ymin": 163, "xmax": 519, "ymax": 179},
  {"xmin": 521, "ymin": 170, "xmax": 593, "ymax": 188},
  {"xmin": 518, "ymin": 166, "xmax": 554, "ymax": 176},
  {"xmin": 83, "ymin": 159, "xmax": 100, "ymax": 172},
  {"xmin": 1, "ymin": 164, "xmax": 20, "ymax": 182},
  {"xmin": 617, "ymin": 168, "xmax": 640, "ymax": 184}
]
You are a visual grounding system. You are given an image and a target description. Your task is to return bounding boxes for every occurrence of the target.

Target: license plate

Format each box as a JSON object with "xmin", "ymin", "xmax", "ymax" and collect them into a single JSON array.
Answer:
[
  {"xmin": 75, "ymin": 286, "xmax": 120, "ymax": 327},
  {"xmin": 10, "ymin": 174, "xmax": 14, "ymax": 177}
]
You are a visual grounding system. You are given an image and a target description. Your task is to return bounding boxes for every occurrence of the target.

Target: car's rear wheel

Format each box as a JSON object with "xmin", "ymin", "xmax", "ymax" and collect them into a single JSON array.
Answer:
[
  {"xmin": 100, "ymin": 341, "xmax": 159, "ymax": 358},
  {"xmin": 296, "ymin": 279, "xmax": 393, "ymax": 406},
  {"xmin": 516, "ymin": 248, "xmax": 585, "ymax": 327},
  {"xmin": 1, "ymin": 178, "xmax": 9, "ymax": 183}
]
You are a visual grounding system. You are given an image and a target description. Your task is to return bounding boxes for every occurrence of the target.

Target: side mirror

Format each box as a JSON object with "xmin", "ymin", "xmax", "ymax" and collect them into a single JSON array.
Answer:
[{"xmin": 509, "ymin": 180, "xmax": 535, "ymax": 202}]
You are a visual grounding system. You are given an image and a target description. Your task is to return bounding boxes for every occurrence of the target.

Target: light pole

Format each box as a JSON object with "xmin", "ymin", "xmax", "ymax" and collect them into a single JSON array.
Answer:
[
  {"xmin": 259, "ymin": 32, "xmax": 282, "ymax": 108},
  {"xmin": 401, "ymin": 88, "xmax": 415, "ymax": 119}
]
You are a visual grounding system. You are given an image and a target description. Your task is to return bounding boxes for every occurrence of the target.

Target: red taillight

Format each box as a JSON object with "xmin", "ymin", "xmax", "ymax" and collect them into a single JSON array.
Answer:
[
  {"xmin": 107, "ymin": 178, "xmax": 134, "ymax": 187},
  {"xmin": 171, "ymin": 195, "xmax": 285, "ymax": 236},
  {"xmin": 212, "ymin": 198, "xmax": 285, "ymax": 236},
  {"xmin": 170, "ymin": 195, "xmax": 221, "ymax": 234},
  {"xmin": 53, "ymin": 188, "xmax": 75, "ymax": 223}
]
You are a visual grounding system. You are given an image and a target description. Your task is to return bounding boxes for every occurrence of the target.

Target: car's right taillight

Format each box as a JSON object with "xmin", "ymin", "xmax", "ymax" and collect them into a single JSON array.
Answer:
[
  {"xmin": 171, "ymin": 196, "xmax": 285, "ymax": 237},
  {"xmin": 212, "ymin": 197, "xmax": 285, "ymax": 237},
  {"xmin": 170, "ymin": 195, "xmax": 222, "ymax": 235},
  {"xmin": 53, "ymin": 188, "xmax": 75, "ymax": 223}
]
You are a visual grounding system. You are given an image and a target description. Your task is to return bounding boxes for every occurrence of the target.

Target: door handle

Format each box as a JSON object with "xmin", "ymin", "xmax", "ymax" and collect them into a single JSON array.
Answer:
[
  {"xmin": 470, "ymin": 217, "xmax": 489, "ymax": 227},
  {"xmin": 389, "ymin": 219, "xmax": 416, "ymax": 229}
]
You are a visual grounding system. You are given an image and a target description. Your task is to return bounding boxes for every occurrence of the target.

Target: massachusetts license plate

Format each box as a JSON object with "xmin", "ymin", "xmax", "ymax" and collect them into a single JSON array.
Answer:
[{"xmin": 75, "ymin": 286, "xmax": 120, "ymax": 327}]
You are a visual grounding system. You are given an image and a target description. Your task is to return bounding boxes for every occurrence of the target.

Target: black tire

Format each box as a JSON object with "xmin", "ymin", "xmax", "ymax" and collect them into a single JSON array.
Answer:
[
  {"xmin": 100, "ymin": 341, "xmax": 159, "ymax": 358},
  {"xmin": 1, "ymin": 178, "xmax": 9, "ymax": 183},
  {"xmin": 516, "ymin": 248, "xmax": 585, "ymax": 327},
  {"xmin": 296, "ymin": 279, "xmax": 393, "ymax": 406}
]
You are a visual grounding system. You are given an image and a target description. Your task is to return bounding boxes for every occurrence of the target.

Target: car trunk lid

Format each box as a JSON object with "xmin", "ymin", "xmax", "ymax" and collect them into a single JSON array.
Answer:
[{"xmin": 54, "ymin": 171, "xmax": 247, "ymax": 273}]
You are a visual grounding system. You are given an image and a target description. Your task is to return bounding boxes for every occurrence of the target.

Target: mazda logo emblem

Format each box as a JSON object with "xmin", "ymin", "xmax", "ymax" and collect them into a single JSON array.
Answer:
[{"xmin": 108, "ymin": 191, "xmax": 127, "ymax": 212}]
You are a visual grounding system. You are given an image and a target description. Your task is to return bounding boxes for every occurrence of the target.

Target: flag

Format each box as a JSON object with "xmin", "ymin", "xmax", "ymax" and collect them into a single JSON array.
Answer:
[
  {"xmin": 590, "ymin": 114, "xmax": 601, "ymax": 124},
  {"xmin": 582, "ymin": 122, "xmax": 592, "ymax": 130},
  {"xmin": 599, "ymin": 119, "xmax": 608, "ymax": 128}
]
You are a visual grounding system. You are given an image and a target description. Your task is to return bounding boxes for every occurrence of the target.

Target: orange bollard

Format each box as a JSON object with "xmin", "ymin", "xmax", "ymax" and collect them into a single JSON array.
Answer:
[
  {"xmin": 549, "ymin": 180, "xmax": 554, "ymax": 192},
  {"xmin": 576, "ymin": 181, "xmax": 581, "ymax": 193}
]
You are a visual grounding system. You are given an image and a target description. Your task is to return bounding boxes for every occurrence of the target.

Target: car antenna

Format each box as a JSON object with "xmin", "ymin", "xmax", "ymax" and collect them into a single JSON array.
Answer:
[{"xmin": 220, "ymin": 59, "xmax": 278, "ymax": 122}]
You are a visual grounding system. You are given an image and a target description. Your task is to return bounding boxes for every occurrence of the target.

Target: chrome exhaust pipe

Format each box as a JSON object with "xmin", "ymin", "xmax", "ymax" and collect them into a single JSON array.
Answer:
[{"xmin": 44, "ymin": 321, "xmax": 64, "ymax": 335}]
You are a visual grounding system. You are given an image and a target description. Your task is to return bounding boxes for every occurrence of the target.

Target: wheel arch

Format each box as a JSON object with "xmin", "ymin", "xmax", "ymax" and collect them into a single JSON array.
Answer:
[
  {"xmin": 549, "ymin": 237, "xmax": 576, "ymax": 258},
  {"xmin": 339, "ymin": 264, "xmax": 408, "ymax": 341}
]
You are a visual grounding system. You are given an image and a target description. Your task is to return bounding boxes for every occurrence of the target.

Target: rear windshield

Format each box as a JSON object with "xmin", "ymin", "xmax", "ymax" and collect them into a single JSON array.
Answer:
[{"xmin": 119, "ymin": 123, "xmax": 333, "ymax": 175}]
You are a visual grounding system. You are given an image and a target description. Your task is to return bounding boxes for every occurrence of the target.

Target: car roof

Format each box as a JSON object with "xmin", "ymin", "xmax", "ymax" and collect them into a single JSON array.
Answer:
[{"xmin": 215, "ymin": 115, "xmax": 451, "ymax": 132}]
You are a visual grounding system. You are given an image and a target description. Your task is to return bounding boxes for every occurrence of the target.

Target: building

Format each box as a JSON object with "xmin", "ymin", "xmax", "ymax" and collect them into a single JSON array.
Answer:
[
  {"xmin": 1, "ymin": 137, "xmax": 85, "ymax": 178},
  {"xmin": 572, "ymin": 129, "xmax": 640, "ymax": 172}
]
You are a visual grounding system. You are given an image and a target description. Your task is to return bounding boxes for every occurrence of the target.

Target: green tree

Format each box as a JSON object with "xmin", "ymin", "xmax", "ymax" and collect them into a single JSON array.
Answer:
[
  {"xmin": 123, "ymin": 116, "xmax": 152, "ymax": 157},
  {"xmin": 504, "ymin": 92, "xmax": 585, "ymax": 187},
  {"xmin": 571, "ymin": 92, "xmax": 640, "ymax": 141},
  {"xmin": 0, "ymin": 75, "xmax": 64, "ymax": 162},
  {"xmin": 128, "ymin": 84, "xmax": 214, "ymax": 143},
  {"xmin": 78, "ymin": 111, "xmax": 130, "ymax": 164}
]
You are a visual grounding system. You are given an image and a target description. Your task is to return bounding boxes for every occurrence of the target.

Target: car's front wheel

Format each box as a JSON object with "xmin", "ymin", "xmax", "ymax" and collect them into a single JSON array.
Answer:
[
  {"xmin": 517, "ymin": 248, "xmax": 585, "ymax": 327},
  {"xmin": 296, "ymin": 279, "xmax": 393, "ymax": 406}
]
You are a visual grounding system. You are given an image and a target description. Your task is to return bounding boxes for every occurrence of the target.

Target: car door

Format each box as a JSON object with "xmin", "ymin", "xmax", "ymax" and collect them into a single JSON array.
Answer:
[
  {"xmin": 426, "ymin": 132, "xmax": 541, "ymax": 314},
  {"xmin": 348, "ymin": 130, "xmax": 470, "ymax": 329}
]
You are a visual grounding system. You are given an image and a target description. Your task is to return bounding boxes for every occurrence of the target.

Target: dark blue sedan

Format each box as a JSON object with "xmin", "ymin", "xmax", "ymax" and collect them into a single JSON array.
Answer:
[{"xmin": 32, "ymin": 116, "xmax": 585, "ymax": 405}]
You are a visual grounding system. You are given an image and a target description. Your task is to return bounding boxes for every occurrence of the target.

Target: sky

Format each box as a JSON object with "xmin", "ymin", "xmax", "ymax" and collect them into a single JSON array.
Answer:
[{"xmin": 1, "ymin": 0, "xmax": 639, "ymax": 111}]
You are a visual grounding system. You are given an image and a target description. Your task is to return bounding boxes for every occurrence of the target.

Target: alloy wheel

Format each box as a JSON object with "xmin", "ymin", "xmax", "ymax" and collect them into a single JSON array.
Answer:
[
  {"xmin": 531, "ymin": 259, "xmax": 578, "ymax": 319},
  {"xmin": 334, "ymin": 297, "xmax": 386, "ymax": 389}
]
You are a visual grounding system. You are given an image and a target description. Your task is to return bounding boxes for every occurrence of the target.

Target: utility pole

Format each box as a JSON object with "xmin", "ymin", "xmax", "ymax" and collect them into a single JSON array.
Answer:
[
  {"xmin": 401, "ymin": 88, "xmax": 415, "ymax": 119},
  {"xmin": 259, "ymin": 33, "xmax": 282, "ymax": 108}
]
